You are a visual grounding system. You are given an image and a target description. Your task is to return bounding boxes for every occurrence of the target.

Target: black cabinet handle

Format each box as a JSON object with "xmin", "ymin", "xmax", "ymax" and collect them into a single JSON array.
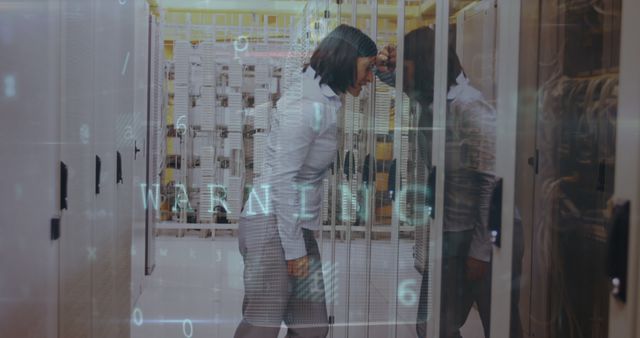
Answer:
[
  {"xmin": 427, "ymin": 166, "xmax": 436, "ymax": 219},
  {"xmin": 343, "ymin": 151, "xmax": 350, "ymax": 179},
  {"xmin": 60, "ymin": 161, "xmax": 68, "ymax": 210},
  {"xmin": 50, "ymin": 218, "xmax": 61, "ymax": 240},
  {"xmin": 489, "ymin": 177, "xmax": 503, "ymax": 247},
  {"xmin": 363, "ymin": 154, "xmax": 369, "ymax": 184},
  {"xmin": 95, "ymin": 155, "xmax": 101, "ymax": 195},
  {"xmin": 597, "ymin": 160, "xmax": 606, "ymax": 192},
  {"xmin": 343, "ymin": 151, "xmax": 353, "ymax": 180},
  {"xmin": 607, "ymin": 200, "xmax": 630, "ymax": 302},
  {"xmin": 332, "ymin": 150, "xmax": 340, "ymax": 175},
  {"xmin": 388, "ymin": 159, "xmax": 397, "ymax": 201},
  {"xmin": 372, "ymin": 155, "xmax": 376, "ymax": 182},
  {"xmin": 116, "ymin": 151, "xmax": 123, "ymax": 184},
  {"xmin": 362, "ymin": 154, "xmax": 376, "ymax": 184},
  {"xmin": 134, "ymin": 140, "xmax": 141, "ymax": 160}
]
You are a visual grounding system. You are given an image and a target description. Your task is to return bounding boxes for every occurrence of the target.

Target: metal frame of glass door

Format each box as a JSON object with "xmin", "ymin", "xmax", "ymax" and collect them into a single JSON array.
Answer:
[
  {"xmin": 424, "ymin": 0, "xmax": 450, "ymax": 336},
  {"xmin": 490, "ymin": 0, "xmax": 522, "ymax": 336},
  {"xmin": 610, "ymin": 0, "xmax": 640, "ymax": 336},
  {"xmin": 387, "ymin": 2, "xmax": 406, "ymax": 337},
  {"xmin": 364, "ymin": 0, "xmax": 377, "ymax": 336}
]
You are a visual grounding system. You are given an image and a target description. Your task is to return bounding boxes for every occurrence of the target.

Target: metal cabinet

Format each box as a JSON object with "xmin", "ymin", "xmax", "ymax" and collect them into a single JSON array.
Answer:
[
  {"xmin": 59, "ymin": 0, "xmax": 97, "ymax": 335},
  {"xmin": 494, "ymin": 0, "xmax": 640, "ymax": 337},
  {"xmin": 58, "ymin": 0, "xmax": 140, "ymax": 336},
  {"xmin": 0, "ymin": 1, "xmax": 62, "ymax": 337}
]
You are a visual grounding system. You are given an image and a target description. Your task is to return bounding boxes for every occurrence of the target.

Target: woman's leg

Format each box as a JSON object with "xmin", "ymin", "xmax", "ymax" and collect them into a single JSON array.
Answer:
[
  {"xmin": 284, "ymin": 229, "xmax": 329, "ymax": 338},
  {"xmin": 235, "ymin": 215, "xmax": 289, "ymax": 338},
  {"xmin": 416, "ymin": 267, "xmax": 429, "ymax": 338},
  {"xmin": 440, "ymin": 231, "xmax": 474, "ymax": 338}
]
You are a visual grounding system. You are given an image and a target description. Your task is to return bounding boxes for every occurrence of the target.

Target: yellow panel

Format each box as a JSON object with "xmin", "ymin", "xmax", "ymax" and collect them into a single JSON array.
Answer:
[
  {"xmin": 215, "ymin": 15, "xmax": 226, "ymax": 26},
  {"xmin": 190, "ymin": 13, "xmax": 202, "ymax": 25},
  {"xmin": 375, "ymin": 205, "xmax": 392, "ymax": 219},
  {"xmin": 406, "ymin": 17, "xmax": 423, "ymax": 31},
  {"xmin": 167, "ymin": 104, "xmax": 174, "ymax": 126},
  {"xmin": 162, "ymin": 11, "xmax": 299, "ymax": 41},
  {"xmin": 166, "ymin": 138, "xmax": 175, "ymax": 155},
  {"xmin": 241, "ymin": 13, "xmax": 254, "ymax": 26},
  {"xmin": 420, "ymin": 0, "xmax": 436, "ymax": 18},
  {"xmin": 163, "ymin": 169, "xmax": 175, "ymax": 185},
  {"xmin": 164, "ymin": 41, "xmax": 173, "ymax": 60},
  {"xmin": 165, "ymin": 11, "xmax": 188, "ymax": 24},
  {"xmin": 419, "ymin": 0, "xmax": 478, "ymax": 21},
  {"xmin": 191, "ymin": 12, "xmax": 215, "ymax": 25},
  {"xmin": 147, "ymin": 0, "xmax": 160, "ymax": 16},
  {"xmin": 376, "ymin": 142, "xmax": 394, "ymax": 161},
  {"xmin": 376, "ymin": 173, "xmax": 390, "ymax": 192},
  {"xmin": 159, "ymin": 0, "xmax": 306, "ymax": 15},
  {"xmin": 160, "ymin": 1, "xmax": 420, "ymax": 18}
]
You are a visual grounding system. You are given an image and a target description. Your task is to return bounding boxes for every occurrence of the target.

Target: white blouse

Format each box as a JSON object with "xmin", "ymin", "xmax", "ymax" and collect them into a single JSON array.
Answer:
[{"xmin": 243, "ymin": 66, "xmax": 342, "ymax": 260}]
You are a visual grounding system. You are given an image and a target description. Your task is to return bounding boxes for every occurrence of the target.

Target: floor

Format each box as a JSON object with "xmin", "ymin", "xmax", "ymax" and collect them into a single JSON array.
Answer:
[{"xmin": 131, "ymin": 232, "xmax": 484, "ymax": 338}]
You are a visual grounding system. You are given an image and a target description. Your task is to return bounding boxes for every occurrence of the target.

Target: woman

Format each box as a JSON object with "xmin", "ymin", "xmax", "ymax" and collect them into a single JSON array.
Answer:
[{"xmin": 234, "ymin": 24, "xmax": 377, "ymax": 338}]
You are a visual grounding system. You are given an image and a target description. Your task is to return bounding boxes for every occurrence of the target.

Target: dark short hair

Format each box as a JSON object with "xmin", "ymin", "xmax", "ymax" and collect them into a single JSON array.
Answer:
[
  {"xmin": 304, "ymin": 24, "xmax": 378, "ymax": 94},
  {"xmin": 404, "ymin": 26, "xmax": 464, "ymax": 103}
]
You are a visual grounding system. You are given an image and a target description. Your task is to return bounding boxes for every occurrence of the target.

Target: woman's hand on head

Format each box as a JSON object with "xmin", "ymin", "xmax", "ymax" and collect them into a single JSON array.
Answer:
[{"xmin": 376, "ymin": 44, "xmax": 397, "ymax": 73}]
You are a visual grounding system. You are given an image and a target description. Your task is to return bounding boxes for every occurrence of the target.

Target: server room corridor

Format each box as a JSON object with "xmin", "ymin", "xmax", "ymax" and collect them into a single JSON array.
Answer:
[
  {"xmin": 134, "ymin": 237, "xmax": 379, "ymax": 337},
  {"xmin": 130, "ymin": 235, "xmax": 486, "ymax": 338},
  {"xmin": 2, "ymin": 0, "xmax": 640, "ymax": 338}
]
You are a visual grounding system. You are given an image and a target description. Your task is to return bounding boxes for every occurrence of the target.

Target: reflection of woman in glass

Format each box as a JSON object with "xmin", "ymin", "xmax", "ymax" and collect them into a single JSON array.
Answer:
[
  {"xmin": 377, "ymin": 26, "xmax": 498, "ymax": 338},
  {"xmin": 234, "ymin": 24, "xmax": 377, "ymax": 338}
]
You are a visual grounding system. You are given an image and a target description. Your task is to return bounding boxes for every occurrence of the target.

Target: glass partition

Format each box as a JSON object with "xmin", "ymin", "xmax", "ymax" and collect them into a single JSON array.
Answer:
[
  {"xmin": 393, "ymin": 1, "xmax": 443, "ymax": 338},
  {"xmin": 518, "ymin": 0, "xmax": 622, "ymax": 337},
  {"xmin": 439, "ymin": 2, "xmax": 500, "ymax": 337}
]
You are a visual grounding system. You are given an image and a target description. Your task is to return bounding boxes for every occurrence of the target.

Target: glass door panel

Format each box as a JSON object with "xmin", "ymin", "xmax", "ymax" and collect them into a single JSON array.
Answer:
[
  {"xmin": 520, "ymin": 1, "xmax": 623, "ymax": 337},
  {"xmin": 437, "ymin": 1, "xmax": 500, "ymax": 337},
  {"xmin": 613, "ymin": 2, "xmax": 640, "ymax": 337},
  {"xmin": 388, "ymin": 1, "xmax": 445, "ymax": 337},
  {"xmin": 345, "ymin": 2, "xmax": 374, "ymax": 337},
  {"xmin": 366, "ymin": 1, "xmax": 408, "ymax": 337}
]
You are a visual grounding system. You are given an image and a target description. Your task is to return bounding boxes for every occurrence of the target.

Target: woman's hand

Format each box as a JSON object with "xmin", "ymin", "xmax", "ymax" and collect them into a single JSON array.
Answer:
[
  {"xmin": 287, "ymin": 255, "xmax": 310, "ymax": 278},
  {"xmin": 376, "ymin": 44, "xmax": 397, "ymax": 73}
]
